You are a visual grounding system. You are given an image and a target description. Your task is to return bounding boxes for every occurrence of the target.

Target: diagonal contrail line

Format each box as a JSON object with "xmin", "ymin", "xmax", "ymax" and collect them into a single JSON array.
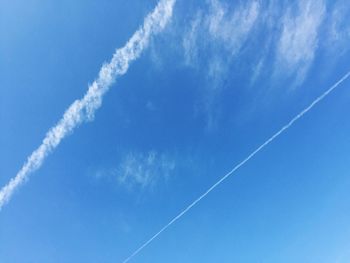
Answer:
[
  {"xmin": 0, "ymin": 0, "xmax": 176, "ymax": 210},
  {"xmin": 122, "ymin": 70, "xmax": 350, "ymax": 263}
]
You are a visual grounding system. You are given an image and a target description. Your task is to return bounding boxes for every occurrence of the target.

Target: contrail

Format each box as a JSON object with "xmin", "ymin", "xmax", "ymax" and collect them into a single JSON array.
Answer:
[
  {"xmin": 0, "ymin": 0, "xmax": 176, "ymax": 210},
  {"xmin": 121, "ymin": 70, "xmax": 350, "ymax": 263}
]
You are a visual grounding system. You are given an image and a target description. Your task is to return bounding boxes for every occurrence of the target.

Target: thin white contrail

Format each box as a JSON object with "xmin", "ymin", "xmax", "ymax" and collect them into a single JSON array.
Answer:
[
  {"xmin": 121, "ymin": 70, "xmax": 350, "ymax": 263},
  {"xmin": 0, "ymin": 0, "xmax": 176, "ymax": 210}
]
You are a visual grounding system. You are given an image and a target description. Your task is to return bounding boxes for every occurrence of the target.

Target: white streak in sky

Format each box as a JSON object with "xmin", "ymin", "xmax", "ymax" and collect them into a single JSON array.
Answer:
[
  {"xmin": 276, "ymin": 0, "xmax": 325, "ymax": 84},
  {"xmin": 121, "ymin": 70, "xmax": 350, "ymax": 263},
  {"xmin": 0, "ymin": 0, "xmax": 176, "ymax": 210}
]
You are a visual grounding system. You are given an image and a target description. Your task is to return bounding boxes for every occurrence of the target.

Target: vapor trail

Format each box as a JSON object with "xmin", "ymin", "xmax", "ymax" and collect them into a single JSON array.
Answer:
[
  {"xmin": 122, "ymin": 70, "xmax": 350, "ymax": 263},
  {"xmin": 0, "ymin": 0, "xmax": 176, "ymax": 210}
]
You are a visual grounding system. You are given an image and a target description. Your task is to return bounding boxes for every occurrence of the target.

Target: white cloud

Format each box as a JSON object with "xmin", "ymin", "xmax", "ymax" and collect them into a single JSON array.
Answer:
[
  {"xmin": 182, "ymin": 11, "xmax": 202, "ymax": 66},
  {"xmin": 276, "ymin": 0, "xmax": 325, "ymax": 84},
  {"xmin": 182, "ymin": 0, "xmax": 260, "ymax": 67},
  {"xmin": 207, "ymin": 55, "xmax": 226, "ymax": 86},
  {"xmin": 116, "ymin": 151, "xmax": 175, "ymax": 190},
  {"xmin": 250, "ymin": 57, "xmax": 265, "ymax": 85},
  {"xmin": 325, "ymin": 1, "xmax": 350, "ymax": 56},
  {"xmin": 0, "ymin": 0, "xmax": 176, "ymax": 210},
  {"xmin": 181, "ymin": 0, "xmax": 260, "ymax": 130},
  {"xmin": 206, "ymin": 0, "xmax": 260, "ymax": 54}
]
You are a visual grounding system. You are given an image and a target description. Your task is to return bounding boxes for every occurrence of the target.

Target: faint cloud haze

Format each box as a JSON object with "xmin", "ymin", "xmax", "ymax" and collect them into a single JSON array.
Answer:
[
  {"xmin": 95, "ymin": 151, "xmax": 176, "ymax": 191},
  {"xmin": 207, "ymin": 0, "xmax": 259, "ymax": 54},
  {"xmin": 182, "ymin": 0, "xmax": 260, "ymax": 67},
  {"xmin": 326, "ymin": 1, "xmax": 350, "ymax": 55},
  {"xmin": 276, "ymin": 0, "xmax": 325, "ymax": 84},
  {"xmin": 116, "ymin": 151, "xmax": 175, "ymax": 190},
  {"xmin": 181, "ymin": 0, "xmax": 260, "ymax": 130}
]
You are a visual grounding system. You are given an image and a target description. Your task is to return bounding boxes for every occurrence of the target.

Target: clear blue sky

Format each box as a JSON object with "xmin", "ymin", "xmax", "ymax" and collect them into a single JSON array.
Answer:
[{"xmin": 1, "ymin": 0, "xmax": 350, "ymax": 262}]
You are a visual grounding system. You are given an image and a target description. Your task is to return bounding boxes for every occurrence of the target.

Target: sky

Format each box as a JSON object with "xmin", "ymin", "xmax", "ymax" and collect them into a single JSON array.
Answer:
[{"xmin": 1, "ymin": 0, "xmax": 350, "ymax": 262}]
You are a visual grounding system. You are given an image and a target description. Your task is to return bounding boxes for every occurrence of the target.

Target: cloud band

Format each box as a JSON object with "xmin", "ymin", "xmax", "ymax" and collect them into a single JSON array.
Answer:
[{"xmin": 0, "ymin": 0, "xmax": 176, "ymax": 210}]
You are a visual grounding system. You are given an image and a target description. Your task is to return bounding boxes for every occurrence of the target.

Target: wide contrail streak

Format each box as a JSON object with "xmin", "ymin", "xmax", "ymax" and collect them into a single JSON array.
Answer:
[
  {"xmin": 121, "ymin": 70, "xmax": 350, "ymax": 263},
  {"xmin": 0, "ymin": 0, "xmax": 176, "ymax": 210}
]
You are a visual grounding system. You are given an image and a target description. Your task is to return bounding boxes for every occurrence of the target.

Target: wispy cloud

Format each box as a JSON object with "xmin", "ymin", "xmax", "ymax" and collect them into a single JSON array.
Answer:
[
  {"xmin": 0, "ymin": 0, "xmax": 176, "ymax": 210},
  {"xmin": 168, "ymin": 0, "xmax": 349, "ymax": 89},
  {"xmin": 325, "ymin": 1, "xmax": 350, "ymax": 56},
  {"xmin": 182, "ymin": 11, "xmax": 202, "ymax": 66},
  {"xmin": 153, "ymin": 0, "xmax": 350, "ymax": 133},
  {"xmin": 181, "ymin": 0, "xmax": 260, "ymax": 130},
  {"xmin": 182, "ymin": 0, "xmax": 260, "ymax": 67},
  {"xmin": 116, "ymin": 151, "xmax": 175, "ymax": 191},
  {"xmin": 206, "ymin": 0, "xmax": 259, "ymax": 54},
  {"xmin": 275, "ymin": 0, "xmax": 325, "ymax": 85}
]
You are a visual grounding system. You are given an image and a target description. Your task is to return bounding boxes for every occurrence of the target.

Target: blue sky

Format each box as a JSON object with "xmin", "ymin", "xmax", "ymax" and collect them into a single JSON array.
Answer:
[{"xmin": 1, "ymin": 0, "xmax": 350, "ymax": 262}]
